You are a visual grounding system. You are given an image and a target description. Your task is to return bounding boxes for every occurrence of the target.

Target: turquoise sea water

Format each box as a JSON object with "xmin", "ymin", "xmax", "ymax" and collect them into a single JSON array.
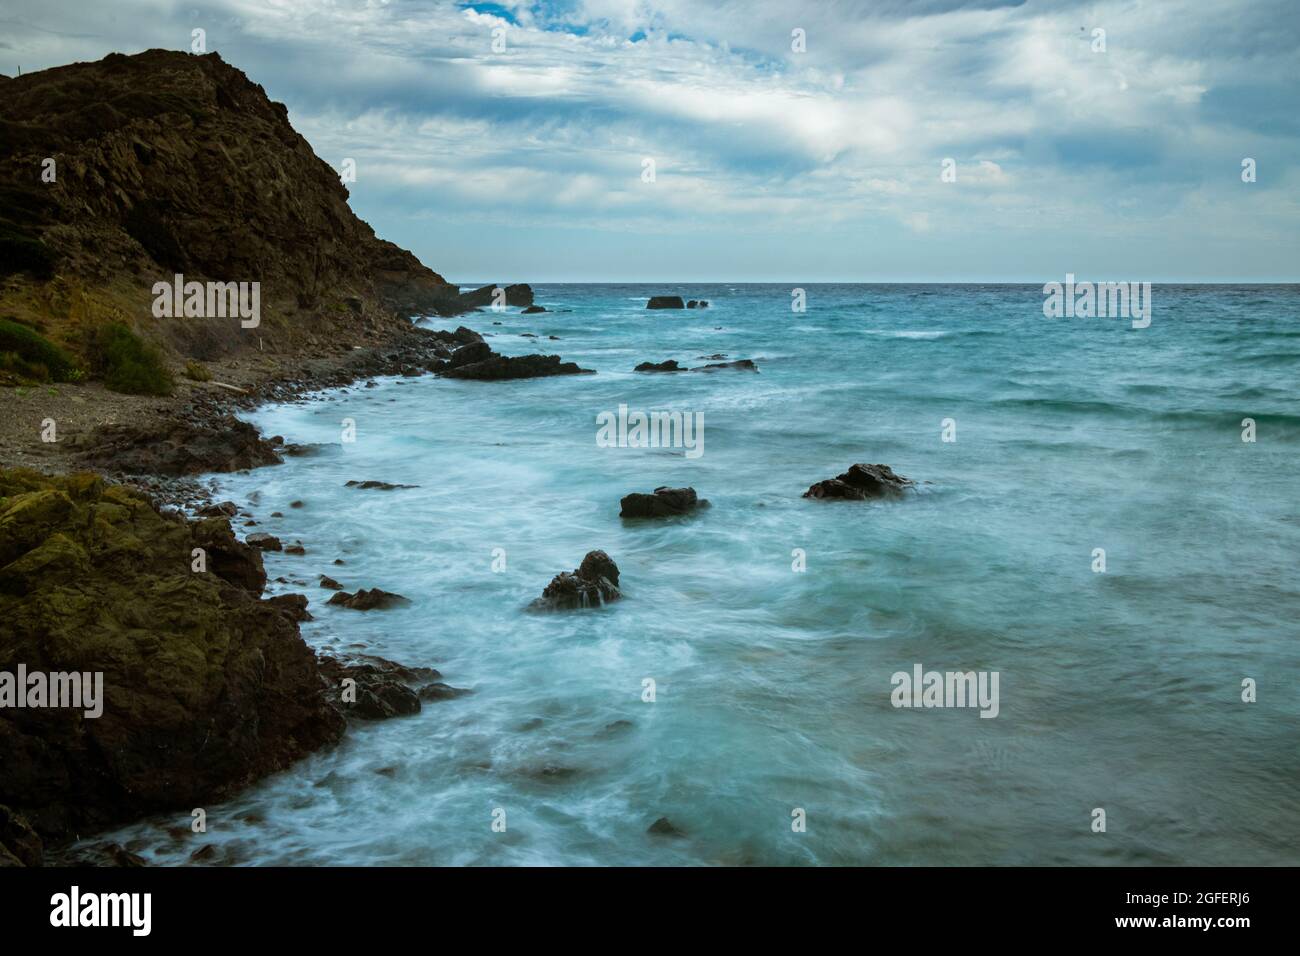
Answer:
[{"xmin": 89, "ymin": 284, "xmax": 1300, "ymax": 865}]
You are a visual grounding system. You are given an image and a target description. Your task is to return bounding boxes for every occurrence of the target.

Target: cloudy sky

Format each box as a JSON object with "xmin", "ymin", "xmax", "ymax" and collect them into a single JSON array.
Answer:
[{"xmin": 4, "ymin": 0, "xmax": 1298, "ymax": 282}]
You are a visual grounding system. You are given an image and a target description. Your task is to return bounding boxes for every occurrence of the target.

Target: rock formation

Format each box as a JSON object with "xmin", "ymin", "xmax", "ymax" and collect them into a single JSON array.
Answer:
[{"xmin": 803, "ymin": 463, "xmax": 914, "ymax": 500}]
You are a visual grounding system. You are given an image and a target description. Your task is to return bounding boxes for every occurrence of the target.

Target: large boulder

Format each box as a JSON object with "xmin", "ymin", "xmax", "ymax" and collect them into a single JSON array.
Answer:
[
  {"xmin": 531, "ymin": 550, "xmax": 621, "ymax": 610},
  {"xmin": 76, "ymin": 415, "xmax": 282, "ymax": 476},
  {"xmin": 442, "ymin": 353, "xmax": 593, "ymax": 381},
  {"xmin": 646, "ymin": 296, "xmax": 686, "ymax": 309},
  {"xmin": 620, "ymin": 486, "xmax": 708, "ymax": 518},
  {"xmin": 447, "ymin": 340, "xmax": 494, "ymax": 368},
  {"xmin": 326, "ymin": 587, "xmax": 411, "ymax": 610},
  {"xmin": 0, "ymin": 469, "xmax": 346, "ymax": 845},
  {"xmin": 803, "ymin": 463, "xmax": 914, "ymax": 500}
]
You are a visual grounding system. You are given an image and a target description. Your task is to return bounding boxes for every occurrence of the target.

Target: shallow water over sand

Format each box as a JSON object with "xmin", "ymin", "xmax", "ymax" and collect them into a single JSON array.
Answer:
[{"xmin": 88, "ymin": 284, "xmax": 1300, "ymax": 865}]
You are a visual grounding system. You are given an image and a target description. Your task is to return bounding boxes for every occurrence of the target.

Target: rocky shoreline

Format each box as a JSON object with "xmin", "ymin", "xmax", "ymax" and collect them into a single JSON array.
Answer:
[{"xmin": 0, "ymin": 315, "xmax": 562, "ymax": 866}]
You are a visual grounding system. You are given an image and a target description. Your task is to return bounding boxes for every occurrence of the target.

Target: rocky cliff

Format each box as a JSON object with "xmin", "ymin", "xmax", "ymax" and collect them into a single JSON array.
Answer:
[{"xmin": 0, "ymin": 49, "xmax": 458, "ymax": 365}]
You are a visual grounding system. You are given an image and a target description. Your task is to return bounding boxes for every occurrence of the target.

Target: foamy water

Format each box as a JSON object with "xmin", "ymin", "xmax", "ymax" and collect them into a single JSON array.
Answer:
[{"xmin": 85, "ymin": 284, "xmax": 1300, "ymax": 865}]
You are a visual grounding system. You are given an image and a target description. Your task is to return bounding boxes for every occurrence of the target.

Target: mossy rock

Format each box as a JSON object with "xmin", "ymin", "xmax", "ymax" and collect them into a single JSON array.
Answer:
[{"xmin": 0, "ymin": 469, "xmax": 344, "ymax": 844}]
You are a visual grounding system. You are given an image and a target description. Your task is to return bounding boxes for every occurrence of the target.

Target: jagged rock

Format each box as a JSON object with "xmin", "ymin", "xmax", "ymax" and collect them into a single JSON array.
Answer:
[
  {"xmin": 620, "ymin": 486, "xmax": 708, "ymax": 518},
  {"xmin": 441, "ymin": 353, "xmax": 592, "ymax": 381},
  {"xmin": 326, "ymin": 587, "xmax": 411, "ymax": 610},
  {"xmin": 196, "ymin": 500, "xmax": 239, "ymax": 518},
  {"xmin": 77, "ymin": 416, "xmax": 282, "ymax": 476},
  {"xmin": 646, "ymin": 296, "xmax": 686, "ymax": 309},
  {"xmin": 266, "ymin": 593, "xmax": 311, "ymax": 621},
  {"xmin": 803, "ymin": 463, "xmax": 914, "ymax": 500},
  {"xmin": 531, "ymin": 550, "xmax": 621, "ymax": 611},
  {"xmin": 452, "ymin": 284, "xmax": 534, "ymax": 310},
  {"xmin": 317, "ymin": 655, "xmax": 446, "ymax": 721},
  {"xmin": 319, "ymin": 575, "xmax": 342, "ymax": 590},
  {"xmin": 634, "ymin": 360, "xmax": 686, "ymax": 372},
  {"xmin": 0, "ymin": 469, "xmax": 345, "ymax": 846},
  {"xmin": 193, "ymin": 517, "xmax": 267, "ymax": 593},
  {"xmin": 246, "ymin": 532, "xmax": 282, "ymax": 551},
  {"xmin": 448, "ymin": 341, "xmax": 494, "ymax": 368}
]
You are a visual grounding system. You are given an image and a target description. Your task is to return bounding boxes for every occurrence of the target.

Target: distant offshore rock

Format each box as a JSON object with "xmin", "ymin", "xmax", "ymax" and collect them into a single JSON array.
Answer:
[
  {"xmin": 803, "ymin": 463, "xmax": 914, "ymax": 500},
  {"xmin": 646, "ymin": 296, "xmax": 686, "ymax": 309},
  {"xmin": 633, "ymin": 358, "xmax": 757, "ymax": 373},
  {"xmin": 531, "ymin": 550, "xmax": 621, "ymax": 611},
  {"xmin": 440, "ymin": 341, "xmax": 593, "ymax": 381},
  {"xmin": 620, "ymin": 486, "xmax": 708, "ymax": 518}
]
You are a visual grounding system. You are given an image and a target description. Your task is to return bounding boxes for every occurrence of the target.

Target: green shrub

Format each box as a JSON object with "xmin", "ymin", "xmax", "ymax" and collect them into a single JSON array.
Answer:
[
  {"xmin": 0, "ymin": 318, "xmax": 79, "ymax": 381},
  {"xmin": 183, "ymin": 358, "xmax": 212, "ymax": 382},
  {"xmin": 91, "ymin": 322, "xmax": 174, "ymax": 396}
]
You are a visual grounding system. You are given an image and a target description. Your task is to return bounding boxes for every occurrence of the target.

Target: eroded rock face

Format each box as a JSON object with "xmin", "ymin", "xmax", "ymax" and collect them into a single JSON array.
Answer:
[
  {"xmin": 531, "ymin": 550, "xmax": 621, "ymax": 610},
  {"xmin": 803, "ymin": 463, "xmax": 914, "ymax": 500},
  {"xmin": 76, "ymin": 416, "xmax": 282, "ymax": 476},
  {"xmin": 0, "ymin": 49, "xmax": 457, "ymax": 357},
  {"xmin": 620, "ymin": 487, "xmax": 708, "ymax": 518},
  {"xmin": 0, "ymin": 469, "xmax": 345, "ymax": 847}
]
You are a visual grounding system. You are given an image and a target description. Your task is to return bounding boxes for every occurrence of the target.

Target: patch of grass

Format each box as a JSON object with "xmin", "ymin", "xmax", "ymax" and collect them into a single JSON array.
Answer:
[
  {"xmin": 0, "ymin": 317, "xmax": 80, "ymax": 381},
  {"xmin": 183, "ymin": 358, "xmax": 212, "ymax": 382},
  {"xmin": 89, "ymin": 322, "xmax": 174, "ymax": 396}
]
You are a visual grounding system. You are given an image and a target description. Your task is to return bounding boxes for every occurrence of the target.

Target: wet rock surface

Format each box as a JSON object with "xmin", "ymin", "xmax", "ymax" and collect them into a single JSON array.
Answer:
[
  {"xmin": 620, "ymin": 486, "xmax": 708, "ymax": 518},
  {"xmin": 531, "ymin": 550, "xmax": 621, "ymax": 610},
  {"xmin": 326, "ymin": 587, "xmax": 411, "ymax": 610},
  {"xmin": 803, "ymin": 463, "xmax": 914, "ymax": 500},
  {"xmin": 646, "ymin": 296, "xmax": 686, "ymax": 309}
]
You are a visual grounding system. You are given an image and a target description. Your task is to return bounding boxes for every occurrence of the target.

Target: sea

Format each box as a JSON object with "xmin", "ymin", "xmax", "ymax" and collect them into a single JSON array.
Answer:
[{"xmin": 83, "ymin": 284, "xmax": 1300, "ymax": 865}]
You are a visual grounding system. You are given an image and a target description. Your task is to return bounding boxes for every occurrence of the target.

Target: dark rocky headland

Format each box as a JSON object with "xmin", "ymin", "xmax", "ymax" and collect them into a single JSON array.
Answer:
[{"xmin": 0, "ymin": 50, "xmax": 565, "ymax": 865}]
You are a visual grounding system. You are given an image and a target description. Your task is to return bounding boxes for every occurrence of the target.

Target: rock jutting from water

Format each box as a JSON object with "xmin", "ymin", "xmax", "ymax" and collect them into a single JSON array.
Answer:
[
  {"xmin": 646, "ymin": 296, "xmax": 686, "ymax": 309},
  {"xmin": 803, "ymin": 463, "xmax": 914, "ymax": 500},
  {"xmin": 620, "ymin": 486, "xmax": 708, "ymax": 518},
  {"xmin": 531, "ymin": 550, "xmax": 621, "ymax": 610},
  {"xmin": 326, "ymin": 587, "xmax": 412, "ymax": 611}
]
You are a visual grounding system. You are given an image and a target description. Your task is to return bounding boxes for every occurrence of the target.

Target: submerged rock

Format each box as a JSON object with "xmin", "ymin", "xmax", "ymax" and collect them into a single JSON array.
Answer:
[
  {"xmin": 634, "ymin": 359, "xmax": 686, "ymax": 372},
  {"xmin": 647, "ymin": 816, "xmax": 686, "ymax": 837},
  {"xmin": 620, "ymin": 486, "xmax": 708, "ymax": 518},
  {"xmin": 344, "ymin": 480, "xmax": 418, "ymax": 490},
  {"xmin": 693, "ymin": 359, "xmax": 757, "ymax": 372},
  {"xmin": 646, "ymin": 295, "xmax": 686, "ymax": 309},
  {"xmin": 531, "ymin": 550, "xmax": 621, "ymax": 611},
  {"xmin": 803, "ymin": 463, "xmax": 914, "ymax": 500},
  {"xmin": 521, "ymin": 305, "xmax": 547, "ymax": 314}
]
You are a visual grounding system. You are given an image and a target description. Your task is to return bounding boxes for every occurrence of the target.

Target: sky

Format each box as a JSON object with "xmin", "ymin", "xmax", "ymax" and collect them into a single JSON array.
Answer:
[{"xmin": 3, "ymin": 0, "xmax": 1298, "ymax": 282}]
